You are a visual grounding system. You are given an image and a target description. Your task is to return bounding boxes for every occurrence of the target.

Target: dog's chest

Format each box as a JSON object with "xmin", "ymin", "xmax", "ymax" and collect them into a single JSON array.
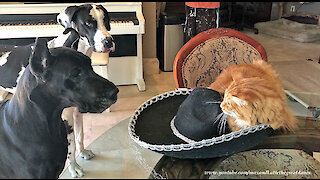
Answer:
[
  {"xmin": 0, "ymin": 128, "xmax": 68, "ymax": 178},
  {"xmin": 0, "ymin": 105, "xmax": 68, "ymax": 178}
]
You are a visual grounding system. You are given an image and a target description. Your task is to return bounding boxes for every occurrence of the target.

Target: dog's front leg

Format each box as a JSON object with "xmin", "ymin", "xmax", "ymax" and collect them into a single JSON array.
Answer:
[
  {"xmin": 62, "ymin": 108, "xmax": 84, "ymax": 178},
  {"xmin": 73, "ymin": 107, "xmax": 95, "ymax": 160}
]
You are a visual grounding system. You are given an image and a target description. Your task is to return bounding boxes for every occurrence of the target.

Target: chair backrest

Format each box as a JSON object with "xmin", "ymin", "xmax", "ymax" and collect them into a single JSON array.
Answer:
[{"xmin": 173, "ymin": 28, "xmax": 267, "ymax": 88}]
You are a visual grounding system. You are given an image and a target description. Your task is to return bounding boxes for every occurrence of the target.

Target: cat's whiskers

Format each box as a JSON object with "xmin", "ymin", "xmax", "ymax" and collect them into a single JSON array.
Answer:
[
  {"xmin": 218, "ymin": 116, "xmax": 227, "ymax": 135},
  {"xmin": 222, "ymin": 118, "xmax": 227, "ymax": 134},
  {"xmin": 215, "ymin": 112, "xmax": 228, "ymax": 135},
  {"xmin": 213, "ymin": 112, "xmax": 224, "ymax": 125},
  {"xmin": 205, "ymin": 101, "xmax": 222, "ymax": 104}
]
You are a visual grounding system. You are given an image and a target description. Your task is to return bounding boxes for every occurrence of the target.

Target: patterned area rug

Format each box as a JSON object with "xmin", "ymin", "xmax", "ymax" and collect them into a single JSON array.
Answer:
[{"xmin": 254, "ymin": 18, "xmax": 320, "ymax": 43}]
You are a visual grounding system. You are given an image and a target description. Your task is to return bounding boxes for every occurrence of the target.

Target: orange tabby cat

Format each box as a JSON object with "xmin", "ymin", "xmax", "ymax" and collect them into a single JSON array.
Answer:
[{"xmin": 209, "ymin": 60, "xmax": 297, "ymax": 132}]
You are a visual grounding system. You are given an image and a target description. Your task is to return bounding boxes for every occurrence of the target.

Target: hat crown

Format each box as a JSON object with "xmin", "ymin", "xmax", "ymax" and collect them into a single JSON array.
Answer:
[{"xmin": 174, "ymin": 87, "xmax": 226, "ymax": 141}]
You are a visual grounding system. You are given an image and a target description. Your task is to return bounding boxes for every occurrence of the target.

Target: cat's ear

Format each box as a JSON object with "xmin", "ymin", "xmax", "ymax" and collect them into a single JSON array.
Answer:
[{"xmin": 232, "ymin": 96, "xmax": 248, "ymax": 106}]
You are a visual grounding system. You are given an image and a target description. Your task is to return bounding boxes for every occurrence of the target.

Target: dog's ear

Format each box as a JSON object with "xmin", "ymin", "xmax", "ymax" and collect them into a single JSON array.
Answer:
[
  {"xmin": 57, "ymin": 5, "xmax": 79, "ymax": 29},
  {"xmin": 62, "ymin": 28, "xmax": 80, "ymax": 50},
  {"xmin": 97, "ymin": 5, "xmax": 111, "ymax": 31},
  {"xmin": 29, "ymin": 38, "xmax": 53, "ymax": 82}
]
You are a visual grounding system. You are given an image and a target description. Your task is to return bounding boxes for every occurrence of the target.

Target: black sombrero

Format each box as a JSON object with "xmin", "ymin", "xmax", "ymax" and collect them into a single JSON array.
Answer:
[{"xmin": 128, "ymin": 87, "xmax": 274, "ymax": 159}]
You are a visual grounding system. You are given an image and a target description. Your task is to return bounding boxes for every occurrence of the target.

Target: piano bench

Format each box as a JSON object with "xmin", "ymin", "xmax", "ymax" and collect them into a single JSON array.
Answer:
[{"xmin": 91, "ymin": 51, "xmax": 110, "ymax": 65}]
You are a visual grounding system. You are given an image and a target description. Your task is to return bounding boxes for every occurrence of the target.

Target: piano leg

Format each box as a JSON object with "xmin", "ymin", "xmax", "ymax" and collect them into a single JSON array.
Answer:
[
  {"xmin": 136, "ymin": 34, "xmax": 145, "ymax": 91},
  {"xmin": 137, "ymin": 78, "xmax": 146, "ymax": 91}
]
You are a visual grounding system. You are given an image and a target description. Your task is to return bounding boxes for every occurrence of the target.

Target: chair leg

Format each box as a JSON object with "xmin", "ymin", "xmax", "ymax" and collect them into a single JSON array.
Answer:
[{"xmin": 216, "ymin": 8, "xmax": 220, "ymax": 28}]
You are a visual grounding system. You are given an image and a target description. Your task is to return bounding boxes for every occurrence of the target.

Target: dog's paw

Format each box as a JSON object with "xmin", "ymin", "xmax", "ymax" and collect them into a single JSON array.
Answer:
[
  {"xmin": 80, "ymin": 149, "xmax": 95, "ymax": 160},
  {"xmin": 68, "ymin": 161, "xmax": 84, "ymax": 178}
]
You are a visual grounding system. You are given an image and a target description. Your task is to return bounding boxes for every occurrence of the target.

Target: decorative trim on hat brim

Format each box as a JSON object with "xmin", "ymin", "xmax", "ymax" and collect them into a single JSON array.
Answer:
[
  {"xmin": 170, "ymin": 116, "xmax": 197, "ymax": 144},
  {"xmin": 128, "ymin": 88, "xmax": 272, "ymax": 152}
]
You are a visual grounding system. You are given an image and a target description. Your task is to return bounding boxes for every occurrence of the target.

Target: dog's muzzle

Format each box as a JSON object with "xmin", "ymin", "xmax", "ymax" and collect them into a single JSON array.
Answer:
[
  {"xmin": 78, "ymin": 87, "xmax": 119, "ymax": 113},
  {"xmin": 101, "ymin": 37, "xmax": 115, "ymax": 53}
]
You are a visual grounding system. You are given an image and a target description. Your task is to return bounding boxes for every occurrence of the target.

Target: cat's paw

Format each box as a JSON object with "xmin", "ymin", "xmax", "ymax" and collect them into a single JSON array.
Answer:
[{"xmin": 80, "ymin": 149, "xmax": 95, "ymax": 160}]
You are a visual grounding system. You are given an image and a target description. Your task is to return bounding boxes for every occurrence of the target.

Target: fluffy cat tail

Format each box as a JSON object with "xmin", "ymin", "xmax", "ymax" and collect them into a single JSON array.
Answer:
[{"xmin": 282, "ymin": 107, "xmax": 298, "ymax": 132}]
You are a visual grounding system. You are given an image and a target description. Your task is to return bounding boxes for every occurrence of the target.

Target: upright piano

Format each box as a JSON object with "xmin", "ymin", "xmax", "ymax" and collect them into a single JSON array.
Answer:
[{"xmin": 0, "ymin": 2, "xmax": 146, "ymax": 91}]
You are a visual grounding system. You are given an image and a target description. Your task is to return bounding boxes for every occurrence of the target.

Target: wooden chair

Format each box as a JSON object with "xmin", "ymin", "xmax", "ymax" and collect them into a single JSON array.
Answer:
[{"xmin": 173, "ymin": 28, "xmax": 267, "ymax": 88}]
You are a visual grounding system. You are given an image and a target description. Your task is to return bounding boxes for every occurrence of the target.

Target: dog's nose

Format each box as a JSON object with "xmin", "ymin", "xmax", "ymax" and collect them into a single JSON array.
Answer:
[
  {"xmin": 107, "ymin": 87, "xmax": 119, "ymax": 100},
  {"xmin": 104, "ymin": 87, "xmax": 119, "ymax": 100},
  {"xmin": 102, "ymin": 37, "xmax": 114, "ymax": 49}
]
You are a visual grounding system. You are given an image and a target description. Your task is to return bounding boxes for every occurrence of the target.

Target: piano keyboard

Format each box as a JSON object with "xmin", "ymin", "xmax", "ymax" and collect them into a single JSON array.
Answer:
[
  {"xmin": 0, "ymin": 14, "xmax": 58, "ymax": 26},
  {"xmin": 0, "ymin": 2, "xmax": 145, "ymax": 38},
  {"xmin": 0, "ymin": 12, "xmax": 139, "ymax": 26},
  {"xmin": 109, "ymin": 12, "xmax": 139, "ymax": 25},
  {"xmin": 0, "ymin": 23, "xmax": 143, "ymax": 39}
]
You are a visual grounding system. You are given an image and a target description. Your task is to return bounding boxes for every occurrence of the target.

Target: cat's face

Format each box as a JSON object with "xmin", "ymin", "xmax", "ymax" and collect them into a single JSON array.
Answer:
[
  {"xmin": 220, "ymin": 77, "xmax": 262, "ymax": 121},
  {"xmin": 220, "ymin": 78, "xmax": 273, "ymax": 130},
  {"xmin": 221, "ymin": 92, "xmax": 254, "ymax": 130},
  {"xmin": 220, "ymin": 93, "xmax": 247, "ymax": 119}
]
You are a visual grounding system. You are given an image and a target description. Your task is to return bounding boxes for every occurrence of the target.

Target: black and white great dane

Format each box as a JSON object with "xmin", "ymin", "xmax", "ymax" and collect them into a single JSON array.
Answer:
[
  {"xmin": 0, "ymin": 38, "xmax": 118, "ymax": 178},
  {"xmin": 0, "ymin": 4, "xmax": 115, "ymax": 178}
]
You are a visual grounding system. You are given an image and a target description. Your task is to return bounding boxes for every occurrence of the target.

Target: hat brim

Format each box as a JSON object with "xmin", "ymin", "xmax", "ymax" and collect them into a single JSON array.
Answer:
[{"xmin": 128, "ymin": 89, "xmax": 274, "ymax": 159}]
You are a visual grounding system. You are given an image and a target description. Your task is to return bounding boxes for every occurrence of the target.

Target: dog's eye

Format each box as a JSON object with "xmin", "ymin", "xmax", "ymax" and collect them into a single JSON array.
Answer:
[{"xmin": 70, "ymin": 68, "xmax": 81, "ymax": 78}]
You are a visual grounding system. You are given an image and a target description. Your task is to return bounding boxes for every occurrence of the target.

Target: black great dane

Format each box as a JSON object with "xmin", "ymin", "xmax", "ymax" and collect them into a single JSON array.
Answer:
[
  {"xmin": 0, "ymin": 38, "xmax": 118, "ymax": 178},
  {"xmin": 0, "ymin": 4, "xmax": 115, "ymax": 178}
]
